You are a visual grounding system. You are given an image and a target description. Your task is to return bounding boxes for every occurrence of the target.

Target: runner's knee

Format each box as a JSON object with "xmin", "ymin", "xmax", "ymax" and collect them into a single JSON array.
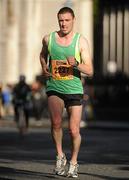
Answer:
[
  {"xmin": 52, "ymin": 118, "xmax": 62, "ymax": 129},
  {"xmin": 69, "ymin": 127, "xmax": 80, "ymax": 138}
]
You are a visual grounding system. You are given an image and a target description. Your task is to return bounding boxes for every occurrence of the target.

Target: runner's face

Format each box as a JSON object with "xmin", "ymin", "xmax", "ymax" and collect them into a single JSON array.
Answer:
[{"xmin": 58, "ymin": 12, "xmax": 74, "ymax": 35}]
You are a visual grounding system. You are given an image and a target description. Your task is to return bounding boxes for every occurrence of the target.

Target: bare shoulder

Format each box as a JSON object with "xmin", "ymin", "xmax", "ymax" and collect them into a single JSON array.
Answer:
[
  {"xmin": 40, "ymin": 34, "xmax": 50, "ymax": 56},
  {"xmin": 42, "ymin": 34, "xmax": 50, "ymax": 46},
  {"xmin": 79, "ymin": 34, "xmax": 92, "ymax": 64},
  {"xmin": 79, "ymin": 35, "xmax": 90, "ymax": 51}
]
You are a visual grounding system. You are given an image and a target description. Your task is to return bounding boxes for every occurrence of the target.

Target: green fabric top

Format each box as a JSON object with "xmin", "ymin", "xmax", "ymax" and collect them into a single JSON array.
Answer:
[{"xmin": 46, "ymin": 31, "xmax": 83, "ymax": 94}]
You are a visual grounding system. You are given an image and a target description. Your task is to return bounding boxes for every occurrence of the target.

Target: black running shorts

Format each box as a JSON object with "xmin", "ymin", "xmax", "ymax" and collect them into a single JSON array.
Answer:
[{"xmin": 46, "ymin": 90, "xmax": 83, "ymax": 108}]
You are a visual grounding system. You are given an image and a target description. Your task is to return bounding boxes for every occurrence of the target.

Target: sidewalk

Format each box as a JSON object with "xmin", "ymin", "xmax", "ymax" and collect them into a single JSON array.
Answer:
[
  {"xmin": 0, "ymin": 116, "xmax": 129, "ymax": 130},
  {"xmin": 87, "ymin": 119, "xmax": 129, "ymax": 130},
  {"xmin": 0, "ymin": 116, "xmax": 51, "ymax": 129}
]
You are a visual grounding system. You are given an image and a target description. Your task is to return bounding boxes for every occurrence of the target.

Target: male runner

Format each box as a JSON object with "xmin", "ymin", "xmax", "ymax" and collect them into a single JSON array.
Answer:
[{"xmin": 40, "ymin": 7, "xmax": 93, "ymax": 178}]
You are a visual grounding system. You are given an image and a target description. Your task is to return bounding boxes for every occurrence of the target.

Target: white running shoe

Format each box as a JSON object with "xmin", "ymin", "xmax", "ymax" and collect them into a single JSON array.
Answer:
[
  {"xmin": 67, "ymin": 161, "xmax": 79, "ymax": 178},
  {"xmin": 54, "ymin": 154, "xmax": 67, "ymax": 176}
]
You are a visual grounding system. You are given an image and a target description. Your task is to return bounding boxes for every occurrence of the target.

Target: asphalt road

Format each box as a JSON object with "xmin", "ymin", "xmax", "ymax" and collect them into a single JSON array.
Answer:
[{"xmin": 0, "ymin": 121, "xmax": 129, "ymax": 180}]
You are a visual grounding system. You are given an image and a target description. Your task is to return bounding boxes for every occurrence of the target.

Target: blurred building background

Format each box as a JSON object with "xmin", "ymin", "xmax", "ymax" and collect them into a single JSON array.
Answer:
[
  {"xmin": 0, "ymin": 0, "xmax": 129, "ymax": 83},
  {"xmin": 0, "ymin": 0, "xmax": 129, "ymax": 122},
  {"xmin": 94, "ymin": 0, "xmax": 129, "ymax": 76},
  {"xmin": 0, "ymin": 0, "xmax": 93, "ymax": 84}
]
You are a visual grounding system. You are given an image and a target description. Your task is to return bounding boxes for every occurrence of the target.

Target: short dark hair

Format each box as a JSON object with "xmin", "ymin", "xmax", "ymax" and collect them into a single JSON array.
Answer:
[{"xmin": 57, "ymin": 7, "xmax": 75, "ymax": 18}]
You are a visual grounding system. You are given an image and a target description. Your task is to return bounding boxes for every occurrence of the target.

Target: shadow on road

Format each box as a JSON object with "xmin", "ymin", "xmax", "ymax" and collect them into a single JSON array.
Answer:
[{"xmin": 0, "ymin": 128, "xmax": 129, "ymax": 179}]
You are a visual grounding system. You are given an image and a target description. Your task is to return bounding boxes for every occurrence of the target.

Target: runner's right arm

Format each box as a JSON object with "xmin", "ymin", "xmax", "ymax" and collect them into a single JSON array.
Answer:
[{"xmin": 40, "ymin": 35, "xmax": 51, "ymax": 77}]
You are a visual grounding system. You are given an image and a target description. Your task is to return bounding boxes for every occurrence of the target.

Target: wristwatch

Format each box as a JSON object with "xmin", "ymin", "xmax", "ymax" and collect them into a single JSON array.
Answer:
[{"xmin": 74, "ymin": 60, "xmax": 79, "ymax": 67}]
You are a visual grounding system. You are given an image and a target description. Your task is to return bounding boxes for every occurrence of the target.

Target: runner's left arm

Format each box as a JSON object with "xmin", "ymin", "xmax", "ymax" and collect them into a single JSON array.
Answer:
[{"xmin": 77, "ymin": 36, "xmax": 93, "ymax": 77}]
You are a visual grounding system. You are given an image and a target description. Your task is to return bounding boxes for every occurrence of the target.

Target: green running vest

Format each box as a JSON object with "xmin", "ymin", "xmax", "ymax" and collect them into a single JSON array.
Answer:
[{"xmin": 46, "ymin": 31, "xmax": 83, "ymax": 94}]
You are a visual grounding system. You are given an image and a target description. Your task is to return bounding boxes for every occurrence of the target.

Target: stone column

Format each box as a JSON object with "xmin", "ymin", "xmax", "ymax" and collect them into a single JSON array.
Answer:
[
  {"xmin": 78, "ymin": 0, "xmax": 93, "ymax": 58},
  {"xmin": 110, "ymin": 8, "xmax": 116, "ymax": 62},
  {"xmin": 117, "ymin": 8, "xmax": 123, "ymax": 72},
  {"xmin": 3, "ymin": 0, "xmax": 19, "ymax": 84},
  {"xmin": 31, "ymin": 0, "xmax": 45, "ymax": 78},
  {"xmin": 19, "ymin": 0, "xmax": 34, "ymax": 83},
  {"xmin": 103, "ymin": 11, "xmax": 110, "ymax": 74},
  {"xmin": 0, "ymin": 0, "xmax": 2, "ymax": 82},
  {"xmin": 123, "ymin": 7, "xmax": 129, "ymax": 75},
  {"xmin": 19, "ymin": 0, "xmax": 45, "ymax": 83}
]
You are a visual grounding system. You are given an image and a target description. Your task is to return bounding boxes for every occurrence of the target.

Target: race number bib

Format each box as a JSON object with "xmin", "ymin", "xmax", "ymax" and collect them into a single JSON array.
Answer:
[{"xmin": 51, "ymin": 60, "xmax": 73, "ymax": 80}]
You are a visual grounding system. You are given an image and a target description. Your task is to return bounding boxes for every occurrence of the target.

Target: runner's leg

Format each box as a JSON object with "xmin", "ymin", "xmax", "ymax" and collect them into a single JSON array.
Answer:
[
  {"xmin": 48, "ymin": 95, "xmax": 64, "ymax": 157},
  {"xmin": 67, "ymin": 105, "xmax": 82, "ymax": 165}
]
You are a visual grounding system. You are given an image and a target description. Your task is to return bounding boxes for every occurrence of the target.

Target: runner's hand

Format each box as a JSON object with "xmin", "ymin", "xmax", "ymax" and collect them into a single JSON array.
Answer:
[
  {"xmin": 67, "ymin": 56, "xmax": 76, "ymax": 66},
  {"xmin": 42, "ymin": 65, "xmax": 51, "ymax": 77}
]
